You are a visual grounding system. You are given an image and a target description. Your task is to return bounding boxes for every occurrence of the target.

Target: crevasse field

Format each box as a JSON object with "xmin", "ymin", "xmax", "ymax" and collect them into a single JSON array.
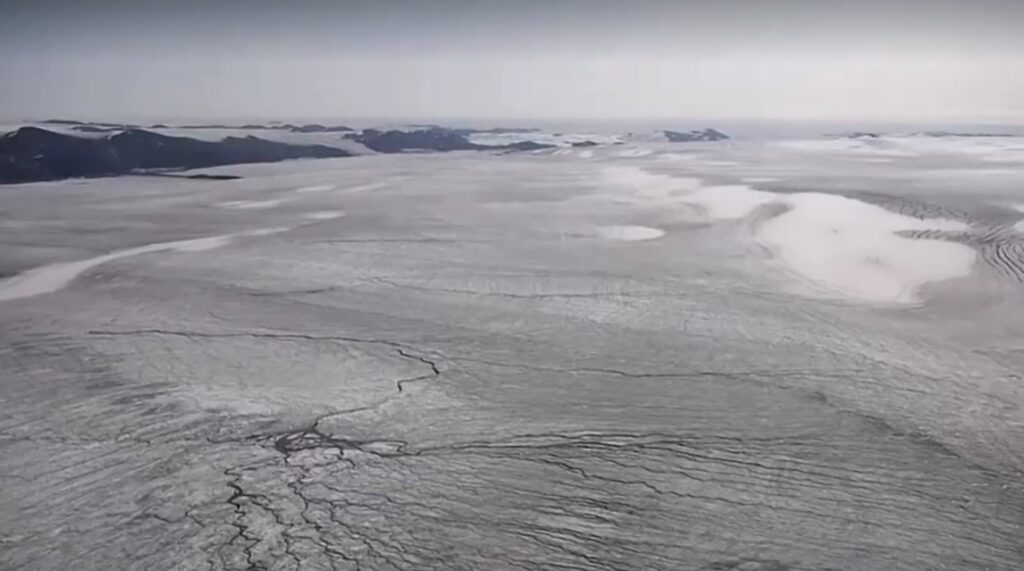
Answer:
[{"xmin": 2, "ymin": 135, "xmax": 1024, "ymax": 570}]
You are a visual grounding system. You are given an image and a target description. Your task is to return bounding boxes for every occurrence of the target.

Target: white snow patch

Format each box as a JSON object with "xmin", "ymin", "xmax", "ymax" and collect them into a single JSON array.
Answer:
[
  {"xmin": 596, "ymin": 225, "xmax": 666, "ymax": 241},
  {"xmin": 0, "ymin": 223, "xmax": 306, "ymax": 303},
  {"xmin": 756, "ymin": 193, "xmax": 974, "ymax": 304},
  {"xmin": 296, "ymin": 184, "xmax": 336, "ymax": 193},
  {"xmin": 578, "ymin": 150, "xmax": 595, "ymax": 159},
  {"xmin": 341, "ymin": 182, "xmax": 387, "ymax": 194},
  {"xmin": 0, "ymin": 235, "xmax": 233, "ymax": 302},
  {"xmin": 219, "ymin": 199, "xmax": 286, "ymax": 210},
  {"xmin": 166, "ymin": 236, "xmax": 233, "ymax": 252},
  {"xmin": 601, "ymin": 166, "xmax": 700, "ymax": 200},
  {"xmin": 594, "ymin": 165, "xmax": 975, "ymax": 304},
  {"xmin": 242, "ymin": 227, "xmax": 292, "ymax": 237},
  {"xmin": 776, "ymin": 139, "xmax": 916, "ymax": 157},
  {"xmin": 1009, "ymin": 205, "xmax": 1024, "ymax": 231},
  {"xmin": 657, "ymin": 153, "xmax": 695, "ymax": 161},
  {"xmin": 615, "ymin": 147, "xmax": 654, "ymax": 158},
  {"xmin": 778, "ymin": 135, "xmax": 1024, "ymax": 162},
  {"xmin": 682, "ymin": 185, "xmax": 779, "ymax": 220},
  {"xmin": 303, "ymin": 211, "xmax": 345, "ymax": 221}
]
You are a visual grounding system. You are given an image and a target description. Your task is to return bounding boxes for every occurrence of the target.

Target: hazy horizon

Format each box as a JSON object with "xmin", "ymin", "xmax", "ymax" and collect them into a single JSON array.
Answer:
[{"xmin": 2, "ymin": 0, "xmax": 1024, "ymax": 123}]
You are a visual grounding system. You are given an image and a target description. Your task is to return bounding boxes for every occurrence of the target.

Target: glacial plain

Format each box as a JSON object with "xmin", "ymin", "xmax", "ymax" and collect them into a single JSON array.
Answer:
[{"xmin": 2, "ymin": 136, "xmax": 1024, "ymax": 570}]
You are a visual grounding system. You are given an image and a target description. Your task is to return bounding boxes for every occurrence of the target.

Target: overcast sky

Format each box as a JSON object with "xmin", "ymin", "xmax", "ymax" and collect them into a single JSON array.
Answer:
[{"xmin": 2, "ymin": 0, "xmax": 1023, "ymax": 123}]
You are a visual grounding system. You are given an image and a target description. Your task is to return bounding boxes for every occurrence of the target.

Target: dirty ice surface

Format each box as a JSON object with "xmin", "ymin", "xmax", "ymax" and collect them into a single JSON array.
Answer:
[{"xmin": 3, "ymin": 135, "xmax": 1024, "ymax": 571}]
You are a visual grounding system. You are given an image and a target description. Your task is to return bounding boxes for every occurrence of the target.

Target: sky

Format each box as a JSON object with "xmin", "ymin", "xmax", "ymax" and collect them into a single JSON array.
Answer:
[{"xmin": 1, "ymin": 0, "xmax": 1023, "ymax": 123}]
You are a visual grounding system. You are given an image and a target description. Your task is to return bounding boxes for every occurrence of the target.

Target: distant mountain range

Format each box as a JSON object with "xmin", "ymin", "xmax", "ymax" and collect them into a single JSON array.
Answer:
[
  {"xmin": 0, "ymin": 123, "xmax": 735, "ymax": 184},
  {"xmin": 829, "ymin": 130, "xmax": 1015, "ymax": 139},
  {"xmin": 0, "ymin": 127, "xmax": 349, "ymax": 184},
  {"xmin": 41, "ymin": 119, "xmax": 355, "ymax": 134}
]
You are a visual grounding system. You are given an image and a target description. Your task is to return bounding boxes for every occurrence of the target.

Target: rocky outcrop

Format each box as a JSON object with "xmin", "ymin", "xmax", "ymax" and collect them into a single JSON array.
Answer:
[
  {"xmin": 289, "ymin": 124, "xmax": 353, "ymax": 133},
  {"xmin": 347, "ymin": 128, "xmax": 556, "ymax": 153},
  {"xmin": 346, "ymin": 128, "xmax": 487, "ymax": 153},
  {"xmin": 0, "ymin": 127, "xmax": 350, "ymax": 184},
  {"xmin": 40, "ymin": 119, "xmax": 87, "ymax": 126},
  {"xmin": 662, "ymin": 128, "xmax": 730, "ymax": 142},
  {"xmin": 830, "ymin": 132, "xmax": 883, "ymax": 139}
]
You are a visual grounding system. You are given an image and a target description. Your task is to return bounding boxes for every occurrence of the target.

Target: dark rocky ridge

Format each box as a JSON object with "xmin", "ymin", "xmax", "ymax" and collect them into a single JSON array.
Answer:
[
  {"xmin": 347, "ymin": 127, "xmax": 555, "ymax": 153},
  {"xmin": 662, "ymin": 128, "xmax": 730, "ymax": 142},
  {"xmin": 828, "ymin": 132, "xmax": 883, "ymax": 139},
  {"xmin": 501, "ymin": 140, "xmax": 555, "ymax": 151},
  {"xmin": 42, "ymin": 119, "xmax": 354, "ymax": 133},
  {"xmin": 0, "ymin": 125, "xmax": 561, "ymax": 183},
  {"xmin": 5, "ymin": 123, "xmax": 735, "ymax": 183},
  {"xmin": 0, "ymin": 127, "xmax": 349, "ymax": 184},
  {"xmin": 41, "ymin": 119, "xmax": 135, "ymax": 128},
  {"xmin": 179, "ymin": 123, "xmax": 355, "ymax": 133},
  {"xmin": 347, "ymin": 127, "xmax": 486, "ymax": 153},
  {"xmin": 132, "ymin": 172, "xmax": 243, "ymax": 181},
  {"xmin": 288, "ymin": 124, "xmax": 354, "ymax": 133}
]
